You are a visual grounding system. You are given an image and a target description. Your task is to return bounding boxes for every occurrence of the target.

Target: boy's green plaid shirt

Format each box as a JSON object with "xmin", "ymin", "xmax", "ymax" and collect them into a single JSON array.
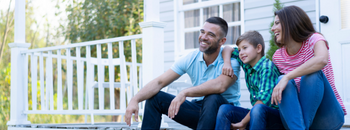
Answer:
[{"xmin": 232, "ymin": 48, "xmax": 280, "ymax": 109}]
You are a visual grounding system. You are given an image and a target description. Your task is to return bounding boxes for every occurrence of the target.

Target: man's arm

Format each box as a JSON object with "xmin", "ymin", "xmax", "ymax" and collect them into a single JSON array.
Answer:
[
  {"xmin": 167, "ymin": 74, "xmax": 237, "ymax": 118},
  {"xmin": 182, "ymin": 74, "xmax": 237, "ymax": 97},
  {"xmin": 125, "ymin": 69, "xmax": 181, "ymax": 126}
]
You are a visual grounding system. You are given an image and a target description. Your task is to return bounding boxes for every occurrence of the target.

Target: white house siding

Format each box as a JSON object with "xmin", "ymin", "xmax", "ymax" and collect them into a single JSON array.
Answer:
[
  {"xmin": 160, "ymin": 0, "xmax": 176, "ymax": 71},
  {"xmin": 245, "ymin": 0, "xmax": 316, "ymax": 53}
]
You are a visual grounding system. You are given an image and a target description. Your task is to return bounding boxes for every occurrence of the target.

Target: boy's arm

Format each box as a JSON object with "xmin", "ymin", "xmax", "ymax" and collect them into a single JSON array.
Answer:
[
  {"xmin": 257, "ymin": 67, "xmax": 280, "ymax": 105},
  {"xmin": 231, "ymin": 101, "xmax": 264, "ymax": 129},
  {"xmin": 222, "ymin": 46, "xmax": 235, "ymax": 77}
]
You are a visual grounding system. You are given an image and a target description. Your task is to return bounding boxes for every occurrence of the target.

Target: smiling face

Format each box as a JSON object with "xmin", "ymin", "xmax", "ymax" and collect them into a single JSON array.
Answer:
[
  {"xmin": 271, "ymin": 15, "xmax": 282, "ymax": 43},
  {"xmin": 198, "ymin": 22, "xmax": 225, "ymax": 54},
  {"xmin": 238, "ymin": 40, "xmax": 262, "ymax": 67}
]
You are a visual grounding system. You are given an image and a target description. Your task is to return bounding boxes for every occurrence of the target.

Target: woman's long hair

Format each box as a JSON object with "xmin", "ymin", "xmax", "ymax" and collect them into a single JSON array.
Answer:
[{"xmin": 274, "ymin": 5, "xmax": 316, "ymax": 48}]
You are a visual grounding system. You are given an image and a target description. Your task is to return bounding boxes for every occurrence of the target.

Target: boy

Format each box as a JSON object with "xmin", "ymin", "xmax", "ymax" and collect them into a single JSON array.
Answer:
[{"xmin": 215, "ymin": 31, "xmax": 284, "ymax": 130}]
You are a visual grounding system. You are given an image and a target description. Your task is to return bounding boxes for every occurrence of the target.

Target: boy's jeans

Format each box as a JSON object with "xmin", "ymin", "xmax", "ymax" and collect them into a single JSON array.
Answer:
[
  {"xmin": 215, "ymin": 104, "xmax": 284, "ymax": 130},
  {"xmin": 278, "ymin": 70, "xmax": 344, "ymax": 129},
  {"xmin": 141, "ymin": 91, "xmax": 229, "ymax": 130}
]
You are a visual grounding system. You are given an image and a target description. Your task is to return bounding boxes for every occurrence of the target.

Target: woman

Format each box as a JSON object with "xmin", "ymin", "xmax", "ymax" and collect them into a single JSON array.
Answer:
[{"xmin": 270, "ymin": 5, "xmax": 346, "ymax": 129}]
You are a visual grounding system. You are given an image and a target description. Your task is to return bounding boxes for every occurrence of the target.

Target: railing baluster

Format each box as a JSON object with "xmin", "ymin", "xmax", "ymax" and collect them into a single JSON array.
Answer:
[
  {"xmin": 86, "ymin": 45, "xmax": 94, "ymax": 111},
  {"xmin": 57, "ymin": 49, "xmax": 63, "ymax": 110},
  {"xmin": 131, "ymin": 40, "xmax": 138, "ymax": 103},
  {"xmin": 31, "ymin": 53, "xmax": 38, "ymax": 110},
  {"xmin": 97, "ymin": 44, "xmax": 104, "ymax": 110},
  {"xmin": 67, "ymin": 48, "xmax": 73, "ymax": 110},
  {"xmin": 138, "ymin": 65, "xmax": 143, "ymax": 111},
  {"xmin": 39, "ymin": 52, "xmax": 46, "ymax": 110},
  {"xmin": 119, "ymin": 41, "xmax": 126, "ymax": 111},
  {"xmin": 46, "ymin": 51, "xmax": 54, "ymax": 110},
  {"xmin": 127, "ymin": 66, "xmax": 132, "ymax": 107},
  {"xmin": 77, "ymin": 47, "xmax": 84, "ymax": 110},
  {"xmin": 24, "ymin": 53, "xmax": 29, "ymax": 111},
  {"xmin": 107, "ymin": 43, "xmax": 115, "ymax": 110}
]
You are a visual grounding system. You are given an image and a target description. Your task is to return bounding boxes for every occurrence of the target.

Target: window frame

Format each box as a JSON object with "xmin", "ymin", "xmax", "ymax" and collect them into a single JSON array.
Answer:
[{"xmin": 174, "ymin": 0, "xmax": 244, "ymax": 58}]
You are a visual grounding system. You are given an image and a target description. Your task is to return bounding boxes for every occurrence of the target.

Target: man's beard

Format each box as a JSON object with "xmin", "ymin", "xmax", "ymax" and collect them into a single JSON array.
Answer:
[{"xmin": 200, "ymin": 39, "xmax": 221, "ymax": 55}]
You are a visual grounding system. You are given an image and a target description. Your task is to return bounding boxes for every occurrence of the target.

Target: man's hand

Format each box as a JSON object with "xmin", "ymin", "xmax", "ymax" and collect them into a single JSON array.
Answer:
[
  {"xmin": 125, "ymin": 100, "xmax": 139, "ymax": 126},
  {"xmin": 231, "ymin": 122, "xmax": 247, "ymax": 130},
  {"xmin": 222, "ymin": 63, "xmax": 234, "ymax": 78},
  {"xmin": 168, "ymin": 92, "xmax": 186, "ymax": 119}
]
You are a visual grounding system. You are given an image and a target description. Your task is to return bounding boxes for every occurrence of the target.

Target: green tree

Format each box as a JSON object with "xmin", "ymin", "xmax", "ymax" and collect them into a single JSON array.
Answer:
[
  {"xmin": 266, "ymin": 0, "xmax": 283, "ymax": 60},
  {"xmin": 63, "ymin": 0, "xmax": 144, "ymax": 65},
  {"xmin": 65, "ymin": 0, "xmax": 143, "ymax": 42}
]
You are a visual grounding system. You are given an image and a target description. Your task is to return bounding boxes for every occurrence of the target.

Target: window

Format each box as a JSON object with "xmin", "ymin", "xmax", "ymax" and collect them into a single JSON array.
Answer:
[{"xmin": 176, "ymin": 0, "xmax": 243, "ymax": 54}]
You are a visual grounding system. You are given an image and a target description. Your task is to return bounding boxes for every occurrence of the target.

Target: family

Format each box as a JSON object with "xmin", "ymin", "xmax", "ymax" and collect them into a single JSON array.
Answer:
[{"xmin": 125, "ymin": 6, "xmax": 347, "ymax": 130}]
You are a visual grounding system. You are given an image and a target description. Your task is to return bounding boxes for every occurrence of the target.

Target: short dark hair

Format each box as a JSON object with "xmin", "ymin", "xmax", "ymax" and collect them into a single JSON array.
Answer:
[
  {"xmin": 205, "ymin": 17, "xmax": 228, "ymax": 38},
  {"xmin": 274, "ymin": 5, "xmax": 316, "ymax": 48},
  {"xmin": 236, "ymin": 30, "xmax": 265, "ymax": 56}
]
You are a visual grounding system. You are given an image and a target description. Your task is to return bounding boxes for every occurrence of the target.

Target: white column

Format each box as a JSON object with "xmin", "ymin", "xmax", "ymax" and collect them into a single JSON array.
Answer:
[
  {"xmin": 139, "ymin": 0, "xmax": 166, "ymax": 86},
  {"xmin": 139, "ymin": 0, "xmax": 168, "ymax": 128},
  {"xmin": 7, "ymin": 0, "xmax": 31, "ymax": 125}
]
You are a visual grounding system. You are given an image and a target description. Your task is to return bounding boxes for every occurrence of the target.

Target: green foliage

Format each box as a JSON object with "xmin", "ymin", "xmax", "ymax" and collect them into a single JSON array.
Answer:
[
  {"xmin": 65, "ymin": 0, "xmax": 144, "ymax": 42},
  {"xmin": 0, "ymin": 63, "xmax": 11, "ymax": 130},
  {"xmin": 266, "ymin": 0, "xmax": 283, "ymax": 60}
]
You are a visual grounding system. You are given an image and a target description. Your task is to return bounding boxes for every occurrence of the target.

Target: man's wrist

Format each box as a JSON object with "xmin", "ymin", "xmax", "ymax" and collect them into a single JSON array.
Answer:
[
  {"xmin": 130, "ymin": 98, "xmax": 140, "ymax": 105},
  {"xmin": 179, "ymin": 90, "xmax": 188, "ymax": 97}
]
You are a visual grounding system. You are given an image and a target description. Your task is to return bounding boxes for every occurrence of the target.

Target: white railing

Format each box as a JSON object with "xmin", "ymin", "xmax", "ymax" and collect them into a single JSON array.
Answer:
[{"xmin": 19, "ymin": 34, "xmax": 143, "ymax": 123}]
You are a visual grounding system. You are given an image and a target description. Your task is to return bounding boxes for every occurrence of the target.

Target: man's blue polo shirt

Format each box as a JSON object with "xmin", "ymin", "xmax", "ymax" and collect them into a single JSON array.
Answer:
[{"xmin": 171, "ymin": 47, "xmax": 241, "ymax": 106}]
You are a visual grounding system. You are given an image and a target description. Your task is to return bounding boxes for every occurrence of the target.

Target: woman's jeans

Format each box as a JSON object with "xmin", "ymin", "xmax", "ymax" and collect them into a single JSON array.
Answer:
[
  {"xmin": 141, "ymin": 91, "xmax": 229, "ymax": 130},
  {"xmin": 215, "ymin": 104, "xmax": 284, "ymax": 130},
  {"xmin": 278, "ymin": 70, "xmax": 344, "ymax": 129}
]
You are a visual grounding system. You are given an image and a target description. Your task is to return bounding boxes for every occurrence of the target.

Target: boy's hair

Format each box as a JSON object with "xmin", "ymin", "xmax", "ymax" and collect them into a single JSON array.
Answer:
[
  {"xmin": 205, "ymin": 17, "xmax": 228, "ymax": 38},
  {"xmin": 236, "ymin": 30, "xmax": 265, "ymax": 56}
]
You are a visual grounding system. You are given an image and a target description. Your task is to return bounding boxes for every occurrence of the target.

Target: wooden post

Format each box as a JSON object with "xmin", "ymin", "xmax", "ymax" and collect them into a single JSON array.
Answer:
[
  {"xmin": 139, "ymin": 0, "xmax": 168, "ymax": 128},
  {"xmin": 7, "ymin": 0, "xmax": 31, "ymax": 126},
  {"xmin": 139, "ymin": 0, "xmax": 166, "ymax": 86}
]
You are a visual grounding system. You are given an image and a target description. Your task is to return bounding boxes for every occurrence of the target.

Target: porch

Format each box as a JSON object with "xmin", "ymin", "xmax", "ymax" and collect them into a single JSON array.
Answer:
[
  {"xmin": 6, "ymin": 0, "xmax": 350, "ymax": 129},
  {"xmin": 6, "ymin": 0, "xmax": 191, "ymax": 129}
]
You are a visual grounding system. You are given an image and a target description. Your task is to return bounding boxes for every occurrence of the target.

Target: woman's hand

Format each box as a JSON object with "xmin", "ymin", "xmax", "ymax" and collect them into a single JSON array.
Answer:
[
  {"xmin": 271, "ymin": 76, "xmax": 289, "ymax": 105},
  {"xmin": 222, "ymin": 63, "xmax": 234, "ymax": 78},
  {"xmin": 231, "ymin": 122, "xmax": 247, "ymax": 130}
]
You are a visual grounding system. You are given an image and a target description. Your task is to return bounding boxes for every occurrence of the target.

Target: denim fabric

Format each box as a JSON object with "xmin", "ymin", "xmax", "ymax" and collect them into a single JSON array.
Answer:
[
  {"xmin": 215, "ymin": 104, "xmax": 284, "ymax": 130},
  {"xmin": 141, "ymin": 91, "xmax": 229, "ymax": 130},
  {"xmin": 278, "ymin": 71, "xmax": 344, "ymax": 130}
]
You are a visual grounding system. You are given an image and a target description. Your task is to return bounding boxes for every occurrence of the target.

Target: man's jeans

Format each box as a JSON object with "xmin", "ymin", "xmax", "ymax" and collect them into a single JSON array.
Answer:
[
  {"xmin": 215, "ymin": 104, "xmax": 284, "ymax": 130},
  {"xmin": 141, "ymin": 91, "xmax": 229, "ymax": 130},
  {"xmin": 278, "ymin": 71, "xmax": 344, "ymax": 129}
]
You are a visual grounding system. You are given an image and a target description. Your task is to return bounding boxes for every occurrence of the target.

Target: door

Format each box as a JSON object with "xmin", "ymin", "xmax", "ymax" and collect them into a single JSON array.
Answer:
[{"xmin": 320, "ymin": 0, "xmax": 350, "ymax": 125}]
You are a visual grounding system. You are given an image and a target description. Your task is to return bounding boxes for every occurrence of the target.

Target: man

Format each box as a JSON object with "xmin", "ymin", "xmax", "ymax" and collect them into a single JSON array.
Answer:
[{"xmin": 125, "ymin": 17, "xmax": 241, "ymax": 130}]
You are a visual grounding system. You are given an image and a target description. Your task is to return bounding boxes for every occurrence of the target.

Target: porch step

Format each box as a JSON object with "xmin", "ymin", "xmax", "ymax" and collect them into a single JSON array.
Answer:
[
  {"xmin": 8, "ymin": 122, "xmax": 190, "ymax": 130},
  {"xmin": 8, "ymin": 122, "xmax": 138, "ymax": 130}
]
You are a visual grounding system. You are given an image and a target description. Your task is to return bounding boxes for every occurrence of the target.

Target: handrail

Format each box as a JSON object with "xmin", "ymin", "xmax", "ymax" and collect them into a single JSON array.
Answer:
[{"xmin": 21, "ymin": 34, "xmax": 142, "ymax": 53}]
